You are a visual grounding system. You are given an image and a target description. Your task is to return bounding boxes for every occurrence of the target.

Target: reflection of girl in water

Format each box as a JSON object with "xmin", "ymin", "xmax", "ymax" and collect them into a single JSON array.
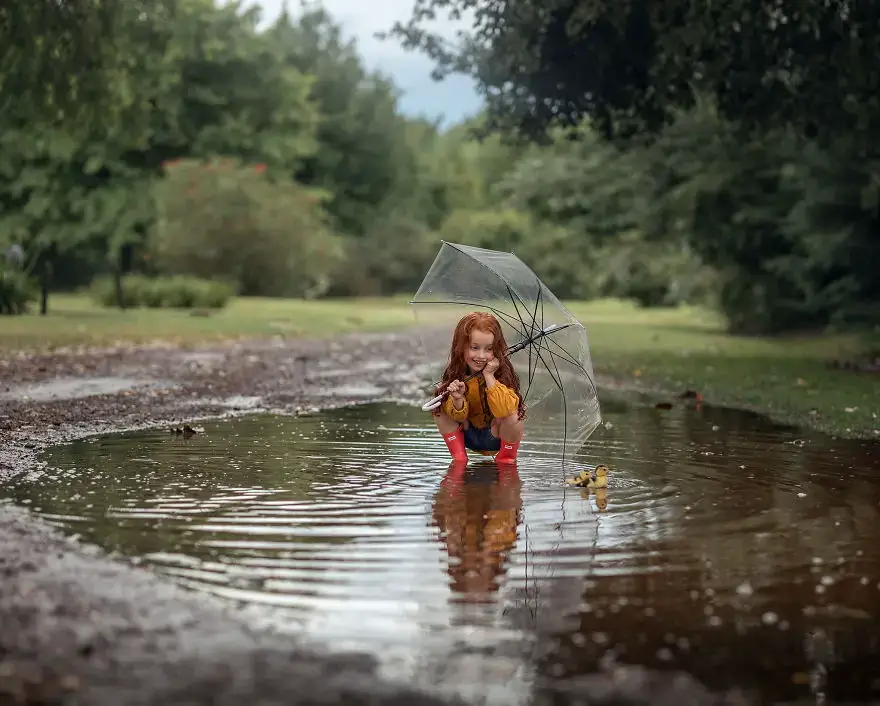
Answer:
[{"xmin": 431, "ymin": 460, "xmax": 523, "ymax": 601}]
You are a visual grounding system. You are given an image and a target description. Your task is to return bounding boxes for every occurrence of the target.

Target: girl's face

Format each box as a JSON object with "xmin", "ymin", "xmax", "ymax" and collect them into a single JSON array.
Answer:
[{"xmin": 465, "ymin": 328, "xmax": 495, "ymax": 373}]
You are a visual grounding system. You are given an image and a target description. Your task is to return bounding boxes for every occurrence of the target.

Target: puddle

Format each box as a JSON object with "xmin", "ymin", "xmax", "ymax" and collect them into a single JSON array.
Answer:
[
  {"xmin": 5, "ymin": 400, "xmax": 880, "ymax": 704},
  {"xmin": 0, "ymin": 376, "xmax": 172, "ymax": 402},
  {"xmin": 318, "ymin": 383, "xmax": 386, "ymax": 398},
  {"xmin": 309, "ymin": 360, "xmax": 397, "ymax": 378}
]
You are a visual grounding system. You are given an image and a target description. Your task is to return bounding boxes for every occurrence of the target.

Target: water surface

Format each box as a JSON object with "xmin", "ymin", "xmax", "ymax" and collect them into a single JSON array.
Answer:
[{"xmin": 6, "ymin": 399, "xmax": 880, "ymax": 704}]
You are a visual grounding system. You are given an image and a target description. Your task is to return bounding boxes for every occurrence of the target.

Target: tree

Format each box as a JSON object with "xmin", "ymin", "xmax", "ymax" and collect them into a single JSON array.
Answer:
[
  {"xmin": 269, "ymin": 7, "xmax": 413, "ymax": 236},
  {"xmin": 154, "ymin": 159, "xmax": 342, "ymax": 298},
  {"xmin": 389, "ymin": 0, "xmax": 880, "ymax": 145},
  {"xmin": 0, "ymin": 0, "xmax": 321, "ymax": 311},
  {"xmin": 0, "ymin": 0, "xmax": 177, "ymax": 125}
]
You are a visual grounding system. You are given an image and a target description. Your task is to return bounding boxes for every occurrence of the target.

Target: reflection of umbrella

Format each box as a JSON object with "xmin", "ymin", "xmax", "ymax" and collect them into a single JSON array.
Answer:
[{"xmin": 412, "ymin": 241, "xmax": 601, "ymax": 469}]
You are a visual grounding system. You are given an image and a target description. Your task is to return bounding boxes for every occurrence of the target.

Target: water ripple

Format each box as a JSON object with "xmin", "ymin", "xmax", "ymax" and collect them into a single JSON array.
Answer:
[{"xmin": 6, "ymin": 399, "xmax": 880, "ymax": 704}]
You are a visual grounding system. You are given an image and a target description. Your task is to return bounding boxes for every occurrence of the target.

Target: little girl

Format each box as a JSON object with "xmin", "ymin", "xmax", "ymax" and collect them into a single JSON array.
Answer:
[{"xmin": 431, "ymin": 312, "xmax": 526, "ymax": 464}]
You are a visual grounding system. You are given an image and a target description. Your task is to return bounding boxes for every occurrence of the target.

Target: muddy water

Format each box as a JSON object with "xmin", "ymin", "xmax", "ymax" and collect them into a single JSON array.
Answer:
[{"xmin": 5, "ymin": 399, "xmax": 880, "ymax": 705}]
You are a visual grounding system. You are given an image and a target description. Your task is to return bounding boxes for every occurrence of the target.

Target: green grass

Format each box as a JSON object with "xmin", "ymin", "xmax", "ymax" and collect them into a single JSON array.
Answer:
[
  {"xmin": 2, "ymin": 294, "xmax": 877, "ymax": 439},
  {"xmin": 0, "ymin": 294, "xmax": 419, "ymax": 351},
  {"xmin": 566, "ymin": 300, "xmax": 878, "ymax": 439}
]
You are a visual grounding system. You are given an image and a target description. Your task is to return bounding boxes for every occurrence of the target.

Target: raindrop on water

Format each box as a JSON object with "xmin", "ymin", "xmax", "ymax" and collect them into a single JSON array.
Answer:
[{"xmin": 736, "ymin": 581, "xmax": 753, "ymax": 597}]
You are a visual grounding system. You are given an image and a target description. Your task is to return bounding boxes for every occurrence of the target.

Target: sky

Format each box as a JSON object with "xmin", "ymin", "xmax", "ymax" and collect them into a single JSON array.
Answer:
[{"xmin": 250, "ymin": 0, "xmax": 484, "ymax": 126}]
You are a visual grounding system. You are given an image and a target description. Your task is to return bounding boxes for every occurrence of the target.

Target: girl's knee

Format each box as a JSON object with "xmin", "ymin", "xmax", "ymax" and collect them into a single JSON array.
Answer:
[
  {"xmin": 435, "ymin": 412, "xmax": 461, "ymax": 433},
  {"xmin": 499, "ymin": 414, "xmax": 525, "ymax": 440},
  {"xmin": 501, "ymin": 413, "xmax": 522, "ymax": 428}
]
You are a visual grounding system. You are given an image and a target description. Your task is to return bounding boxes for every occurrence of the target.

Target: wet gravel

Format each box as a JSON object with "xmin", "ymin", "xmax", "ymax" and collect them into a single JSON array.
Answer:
[{"xmin": 0, "ymin": 330, "xmax": 755, "ymax": 706}]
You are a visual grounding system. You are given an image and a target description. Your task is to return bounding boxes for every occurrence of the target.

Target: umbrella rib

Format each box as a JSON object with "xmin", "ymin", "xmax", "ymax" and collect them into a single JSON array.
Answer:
[
  {"xmin": 539, "ymin": 335, "xmax": 571, "ymax": 472},
  {"xmin": 538, "ymin": 336, "xmax": 599, "ymax": 398},
  {"xmin": 505, "ymin": 284, "xmax": 540, "ymax": 401},
  {"xmin": 530, "ymin": 336, "xmax": 570, "ymax": 470},
  {"xmin": 553, "ymin": 351, "xmax": 598, "ymax": 399},
  {"xmin": 525, "ymin": 281, "xmax": 542, "ymax": 393},
  {"xmin": 443, "ymin": 242, "xmax": 536, "ymax": 316},
  {"xmin": 536, "ymin": 274, "xmax": 545, "ymax": 341}
]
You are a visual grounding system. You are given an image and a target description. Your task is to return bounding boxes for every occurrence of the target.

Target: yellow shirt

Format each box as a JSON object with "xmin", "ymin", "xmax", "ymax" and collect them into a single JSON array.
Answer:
[{"xmin": 442, "ymin": 375, "xmax": 519, "ymax": 428}]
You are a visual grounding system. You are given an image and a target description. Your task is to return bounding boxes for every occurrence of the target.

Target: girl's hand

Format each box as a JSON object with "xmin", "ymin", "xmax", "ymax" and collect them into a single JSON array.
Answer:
[
  {"xmin": 483, "ymin": 358, "xmax": 500, "ymax": 376},
  {"xmin": 447, "ymin": 379, "xmax": 466, "ymax": 402}
]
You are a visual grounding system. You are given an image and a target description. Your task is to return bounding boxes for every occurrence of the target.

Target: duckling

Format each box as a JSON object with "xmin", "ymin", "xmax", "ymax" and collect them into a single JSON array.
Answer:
[{"xmin": 566, "ymin": 464, "xmax": 608, "ymax": 489}]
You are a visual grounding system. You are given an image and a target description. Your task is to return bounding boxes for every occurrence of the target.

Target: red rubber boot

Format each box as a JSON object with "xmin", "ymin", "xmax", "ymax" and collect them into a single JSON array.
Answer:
[
  {"xmin": 442, "ymin": 427, "xmax": 468, "ymax": 462},
  {"xmin": 494, "ymin": 439, "xmax": 520, "ymax": 464}
]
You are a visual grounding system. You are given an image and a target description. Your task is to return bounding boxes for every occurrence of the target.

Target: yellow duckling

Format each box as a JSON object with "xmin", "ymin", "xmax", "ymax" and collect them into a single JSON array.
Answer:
[{"xmin": 566, "ymin": 464, "xmax": 608, "ymax": 489}]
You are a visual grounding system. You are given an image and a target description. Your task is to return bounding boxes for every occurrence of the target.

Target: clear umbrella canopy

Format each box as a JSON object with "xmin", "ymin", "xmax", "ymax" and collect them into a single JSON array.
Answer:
[{"xmin": 412, "ymin": 241, "xmax": 601, "ymax": 470}]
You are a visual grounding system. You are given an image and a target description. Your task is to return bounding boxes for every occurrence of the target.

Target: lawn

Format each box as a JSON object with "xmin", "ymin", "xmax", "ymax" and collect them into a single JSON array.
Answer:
[
  {"xmin": 1, "ymin": 294, "xmax": 876, "ymax": 438},
  {"xmin": 0, "ymin": 294, "xmax": 418, "ymax": 350},
  {"xmin": 564, "ymin": 300, "xmax": 877, "ymax": 439}
]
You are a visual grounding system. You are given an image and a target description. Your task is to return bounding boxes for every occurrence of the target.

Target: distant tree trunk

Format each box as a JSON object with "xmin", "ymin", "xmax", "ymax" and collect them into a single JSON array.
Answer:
[
  {"xmin": 113, "ymin": 270, "xmax": 124, "ymax": 309},
  {"xmin": 39, "ymin": 256, "xmax": 53, "ymax": 316},
  {"xmin": 114, "ymin": 243, "xmax": 133, "ymax": 309}
]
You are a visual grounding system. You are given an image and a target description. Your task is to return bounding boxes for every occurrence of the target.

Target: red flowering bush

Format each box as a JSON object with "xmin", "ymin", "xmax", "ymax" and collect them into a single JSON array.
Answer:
[{"xmin": 153, "ymin": 159, "xmax": 341, "ymax": 298}]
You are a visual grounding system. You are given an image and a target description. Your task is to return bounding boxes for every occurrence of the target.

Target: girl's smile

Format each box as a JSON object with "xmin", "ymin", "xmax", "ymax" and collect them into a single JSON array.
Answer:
[{"xmin": 466, "ymin": 329, "xmax": 495, "ymax": 373}]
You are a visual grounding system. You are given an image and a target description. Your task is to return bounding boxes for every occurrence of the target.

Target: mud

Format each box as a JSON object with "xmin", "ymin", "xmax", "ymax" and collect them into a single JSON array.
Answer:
[{"xmin": 1, "ymin": 329, "xmax": 758, "ymax": 705}]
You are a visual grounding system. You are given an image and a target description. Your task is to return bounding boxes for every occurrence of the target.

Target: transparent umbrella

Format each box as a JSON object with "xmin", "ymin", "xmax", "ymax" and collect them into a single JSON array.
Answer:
[{"xmin": 412, "ymin": 241, "xmax": 601, "ymax": 470}]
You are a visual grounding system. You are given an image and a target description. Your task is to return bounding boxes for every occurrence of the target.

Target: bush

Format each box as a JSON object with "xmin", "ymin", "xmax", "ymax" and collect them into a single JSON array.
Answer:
[
  {"xmin": 588, "ymin": 231, "xmax": 718, "ymax": 308},
  {"xmin": 328, "ymin": 215, "xmax": 440, "ymax": 296},
  {"xmin": 153, "ymin": 159, "xmax": 343, "ymax": 298},
  {"xmin": 90, "ymin": 275, "xmax": 234, "ymax": 309},
  {"xmin": 0, "ymin": 268, "xmax": 37, "ymax": 315}
]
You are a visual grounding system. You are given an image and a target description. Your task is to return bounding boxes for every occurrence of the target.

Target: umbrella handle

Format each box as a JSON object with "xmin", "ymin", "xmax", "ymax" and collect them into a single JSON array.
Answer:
[
  {"xmin": 421, "ymin": 394, "xmax": 445, "ymax": 412},
  {"xmin": 421, "ymin": 371, "xmax": 479, "ymax": 412}
]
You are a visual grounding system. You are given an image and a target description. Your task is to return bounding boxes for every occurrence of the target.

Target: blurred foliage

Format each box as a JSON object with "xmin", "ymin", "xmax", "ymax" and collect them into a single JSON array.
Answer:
[
  {"xmin": 0, "ymin": 0, "xmax": 176, "ymax": 123},
  {"xmin": 388, "ymin": 0, "xmax": 880, "ymax": 148},
  {"xmin": 154, "ymin": 159, "xmax": 341, "ymax": 298},
  {"xmin": 1, "ymin": 0, "xmax": 877, "ymax": 339},
  {"xmin": 0, "ymin": 268, "xmax": 37, "ymax": 315},
  {"xmin": 90, "ymin": 274, "xmax": 234, "ymax": 309}
]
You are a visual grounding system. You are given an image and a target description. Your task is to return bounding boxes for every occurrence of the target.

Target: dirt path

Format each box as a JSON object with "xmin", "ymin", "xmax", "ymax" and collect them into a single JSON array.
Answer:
[{"xmin": 0, "ymin": 330, "xmax": 749, "ymax": 706}]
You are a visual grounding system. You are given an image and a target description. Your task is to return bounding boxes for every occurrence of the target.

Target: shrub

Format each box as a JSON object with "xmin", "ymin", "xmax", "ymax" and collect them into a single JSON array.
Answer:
[
  {"xmin": 328, "ymin": 215, "xmax": 440, "ymax": 296},
  {"xmin": 0, "ymin": 268, "xmax": 37, "ymax": 315},
  {"xmin": 90, "ymin": 275, "xmax": 234, "ymax": 309},
  {"xmin": 153, "ymin": 159, "xmax": 343, "ymax": 298}
]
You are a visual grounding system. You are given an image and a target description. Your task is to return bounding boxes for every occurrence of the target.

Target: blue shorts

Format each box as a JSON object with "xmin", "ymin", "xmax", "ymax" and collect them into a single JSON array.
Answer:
[{"xmin": 463, "ymin": 424, "xmax": 501, "ymax": 452}]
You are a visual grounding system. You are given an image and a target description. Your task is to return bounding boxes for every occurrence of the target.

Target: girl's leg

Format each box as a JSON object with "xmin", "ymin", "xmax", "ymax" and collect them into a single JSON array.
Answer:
[
  {"xmin": 435, "ymin": 411, "xmax": 461, "ymax": 435},
  {"xmin": 495, "ymin": 413, "xmax": 524, "ymax": 464},
  {"xmin": 434, "ymin": 411, "xmax": 467, "ymax": 462},
  {"xmin": 496, "ymin": 414, "xmax": 525, "ymax": 443}
]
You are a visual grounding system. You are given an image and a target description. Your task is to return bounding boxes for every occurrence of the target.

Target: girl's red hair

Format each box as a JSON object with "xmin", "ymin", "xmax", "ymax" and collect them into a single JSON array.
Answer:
[{"xmin": 433, "ymin": 312, "xmax": 526, "ymax": 420}]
